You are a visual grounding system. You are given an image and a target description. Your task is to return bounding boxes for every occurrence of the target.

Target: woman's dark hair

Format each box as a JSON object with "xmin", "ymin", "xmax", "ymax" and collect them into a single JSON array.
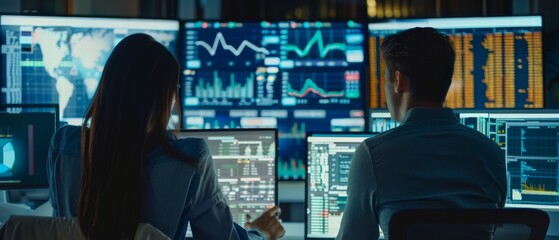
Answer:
[
  {"xmin": 79, "ymin": 33, "xmax": 195, "ymax": 239},
  {"xmin": 380, "ymin": 27, "xmax": 456, "ymax": 104}
]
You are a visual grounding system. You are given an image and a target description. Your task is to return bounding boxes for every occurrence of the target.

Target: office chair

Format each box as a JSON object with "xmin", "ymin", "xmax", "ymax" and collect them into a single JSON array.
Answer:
[
  {"xmin": 388, "ymin": 208, "xmax": 550, "ymax": 240},
  {"xmin": 0, "ymin": 215, "xmax": 171, "ymax": 240}
]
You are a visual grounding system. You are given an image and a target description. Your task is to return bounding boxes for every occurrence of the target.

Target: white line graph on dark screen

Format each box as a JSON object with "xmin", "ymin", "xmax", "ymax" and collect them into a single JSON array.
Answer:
[{"xmin": 195, "ymin": 32, "xmax": 270, "ymax": 56}]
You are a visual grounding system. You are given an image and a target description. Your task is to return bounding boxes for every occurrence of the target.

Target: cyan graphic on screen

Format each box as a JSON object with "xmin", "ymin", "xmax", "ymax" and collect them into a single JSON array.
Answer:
[
  {"xmin": 278, "ymin": 122, "xmax": 306, "ymax": 141},
  {"xmin": 193, "ymin": 71, "xmax": 254, "ymax": 102},
  {"xmin": 284, "ymin": 30, "xmax": 346, "ymax": 58},
  {"xmin": 282, "ymin": 71, "xmax": 359, "ymax": 106},
  {"xmin": 195, "ymin": 32, "xmax": 270, "ymax": 56},
  {"xmin": 282, "ymin": 29, "xmax": 364, "ymax": 64},
  {"xmin": 519, "ymin": 161, "xmax": 558, "ymax": 196},
  {"xmin": 242, "ymin": 142, "xmax": 276, "ymax": 157},
  {"xmin": 278, "ymin": 157, "xmax": 306, "ymax": 180},
  {"xmin": 370, "ymin": 118, "xmax": 399, "ymax": 133},
  {"xmin": 520, "ymin": 128, "xmax": 528, "ymax": 155},
  {"xmin": 0, "ymin": 139, "xmax": 15, "ymax": 175},
  {"xmin": 286, "ymin": 79, "xmax": 345, "ymax": 98}
]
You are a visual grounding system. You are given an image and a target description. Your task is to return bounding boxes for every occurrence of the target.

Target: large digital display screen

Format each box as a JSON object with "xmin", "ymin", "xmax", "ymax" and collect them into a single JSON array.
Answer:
[
  {"xmin": 182, "ymin": 21, "xmax": 366, "ymax": 180},
  {"xmin": 1, "ymin": 15, "xmax": 179, "ymax": 125}
]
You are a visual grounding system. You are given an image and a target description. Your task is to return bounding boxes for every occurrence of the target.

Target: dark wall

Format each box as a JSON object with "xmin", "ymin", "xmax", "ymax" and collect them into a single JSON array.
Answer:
[
  {"xmin": 20, "ymin": 0, "xmax": 66, "ymax": 14},
  {"xmin": 221, "ymin": 0, "xmax": 366, "ymax": 20},
  {"xmin": 219, "ymin": 0, "xmax": 513, "ymax": 20}
]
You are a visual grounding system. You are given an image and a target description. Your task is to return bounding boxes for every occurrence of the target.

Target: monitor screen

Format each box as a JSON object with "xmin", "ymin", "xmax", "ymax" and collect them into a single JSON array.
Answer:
[
  {"xmin": 0, "ymin": 15, "xmax": 179, "ymax": 125},
  {"xmin": 177, "ymin": 129, "xmax": 278, "ymax": 226},
  {"xmin": 182, "ymin": 21, "xmax": 366, "ymax": 180},
  {"xmin": 0, "ymin": 111, "xmax": 56, "ymax": 189},
  {"xmin": 369, "ymin": 110, "xmax": 399, "ymax": 133},
  {"xmin": 457, "ymin": 110, "xmax": 559, "ymax": 210},
  {"xmin": 368, "ymin": 16, "xmax": 543, "ymax": 110},
  {"xmin": 305, "ymin": 133, "xmax": 377, "ymax": 239}
]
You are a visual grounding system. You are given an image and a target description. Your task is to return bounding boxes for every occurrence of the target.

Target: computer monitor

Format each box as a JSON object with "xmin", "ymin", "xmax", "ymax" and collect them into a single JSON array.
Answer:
[
  {"xmin": 305, "ymin": 133, "xmax": 377, "ymax": 239},
  {"xmin": 0, "ymin": 111, "xmax": 56, "ymax": 189},
  {"xmin": 456, "ymin": 110, "xmax": 559, "ymax": 210},
  {"xmin": 181, "ymin": 21, "xmax": 366, "ymax": 180},
  {"xmin": 0, "ymin": 15, "xmax": 179, "ymax": 125},
  {"xmin": 177, "ymin": 129, "xmax": 278, "ymax": 226},
  {"xmin": 368, "ymin": 16, "xmax": 543, "ymax": 109},
  {"xmin": 369, "ymin": 110, "xmax": 399, "ymax": 133}
]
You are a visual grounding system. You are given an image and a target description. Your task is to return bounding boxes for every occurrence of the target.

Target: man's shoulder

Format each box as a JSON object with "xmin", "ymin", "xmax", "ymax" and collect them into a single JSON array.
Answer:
[
  {"xmin": 364, "ymin": 124, "xmax": 407, "ymax": 148},
  {"xmin": 452, "ymin": 123, "xmax": 503, "ymax": 150},
  {"xmin": 364, "ymin": 121, "xmax": 500, "ymax": 151}
]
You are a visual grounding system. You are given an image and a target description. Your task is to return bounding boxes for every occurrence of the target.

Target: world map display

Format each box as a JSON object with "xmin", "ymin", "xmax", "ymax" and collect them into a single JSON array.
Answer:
[{"xmin": 1, "ymin": 18, "xmax": 178, "ymax": 124}]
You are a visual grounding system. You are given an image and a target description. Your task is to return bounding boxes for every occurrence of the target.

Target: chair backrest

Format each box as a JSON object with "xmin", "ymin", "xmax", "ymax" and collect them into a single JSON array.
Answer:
[
  {"xmin": 0, "ymin": 215, "xmax": 171, "ymax": 240},
  {"xmin": 388, "ymin": 208, "xmax": 550, "ymax": 240}
]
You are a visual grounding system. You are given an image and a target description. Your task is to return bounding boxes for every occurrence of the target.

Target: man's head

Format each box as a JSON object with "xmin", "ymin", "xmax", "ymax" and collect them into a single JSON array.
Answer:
[
  {"xmin": 380, "ymin": 27, "xmax": 455, "ymax": 121},
  {"xmin": 548, "ymin": 75, "xmax": 559, "ymax": 107}
]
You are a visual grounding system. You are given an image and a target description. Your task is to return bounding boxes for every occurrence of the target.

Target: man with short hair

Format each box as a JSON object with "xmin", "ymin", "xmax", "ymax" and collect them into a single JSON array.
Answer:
[{"xmin": 336, "ymin": 27, "xmax": 506, "ymax": 239}]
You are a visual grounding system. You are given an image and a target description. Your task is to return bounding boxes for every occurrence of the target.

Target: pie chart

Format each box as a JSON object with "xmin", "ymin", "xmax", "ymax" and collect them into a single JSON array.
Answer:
[{"xmin": 0, "ymin": 139, "xmax": 15, "ymax": 174}]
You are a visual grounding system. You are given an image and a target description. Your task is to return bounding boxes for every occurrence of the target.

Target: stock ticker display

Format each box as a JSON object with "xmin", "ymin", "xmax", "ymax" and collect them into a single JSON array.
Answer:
[
  {"xmin": 458, "ymin": 111, "xmax": 559, "ymax": 209},
  {"xmin": 177, "ymin": 129, "xmax": 277, "ymax": 225},
  {"xmin": 370, "ymin": 109, "xmax": 559, "ymax": 209},
  {"xmin": 306, "ymin": 133, "xmax": 376, "ymax": 238},
  {"xmin": 0, "ymin": 15, "xmax": 179, "ymax": 125},
  {"xmin": 368, "ymin": 16, "xmax": 543, "ymax": 110},
  {"xmin": 182, "ymin": 21, "xmax": 366, "ymax": 180}
]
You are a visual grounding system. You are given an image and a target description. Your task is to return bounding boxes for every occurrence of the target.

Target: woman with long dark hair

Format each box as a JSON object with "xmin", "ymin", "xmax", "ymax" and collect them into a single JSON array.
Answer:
[{"xmin": 47, "ymin": 33, "xmax": 284, "ymax": 239}]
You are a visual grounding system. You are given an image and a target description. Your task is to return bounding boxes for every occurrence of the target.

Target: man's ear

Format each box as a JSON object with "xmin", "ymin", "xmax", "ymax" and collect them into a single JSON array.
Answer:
[{"xmin": 393, "ymin": 70, "xmax": 407, "ymax": 94}]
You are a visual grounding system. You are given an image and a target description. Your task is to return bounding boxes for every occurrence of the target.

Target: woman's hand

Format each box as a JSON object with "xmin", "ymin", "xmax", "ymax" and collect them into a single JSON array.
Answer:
[{"xmin": 244, "ymin": 206, "xmax": 285, "ymax": 240}]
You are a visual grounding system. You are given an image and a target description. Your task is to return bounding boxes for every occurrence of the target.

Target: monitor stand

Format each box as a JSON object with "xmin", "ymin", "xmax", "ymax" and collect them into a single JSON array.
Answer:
[{"xmin": 0, "ymin": 190, "xmax": 52, "ymax": 224}]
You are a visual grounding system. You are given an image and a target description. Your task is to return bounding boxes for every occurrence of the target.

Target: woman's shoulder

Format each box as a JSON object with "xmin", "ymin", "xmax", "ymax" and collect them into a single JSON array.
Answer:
[
  {"xmin": 51, "ymin": 125, "xmax": 82, "ymax": 153},
  {"xmin": 170, "ymin": 137, "xmax": 210, "ymax": 163},
  {"xmin": 146, "ymin": 137, "xmax": 211, "ymax": 168},
  {"xmin": 53, "ymin": 125, "xmax": 81, "ymax": 139}
]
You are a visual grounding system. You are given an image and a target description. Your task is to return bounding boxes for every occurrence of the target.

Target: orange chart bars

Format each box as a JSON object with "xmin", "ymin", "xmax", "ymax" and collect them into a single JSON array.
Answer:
[
  {"xmin": 367, "ymin": 16, "xmax": 543, "ymax": 110},
  {"xmin": 369, "ymin": 36, "xmax": 380, "ymax": 109},
  {"xmin": 524, "ymin": 31, "xmax": 544, "ymax": 108}
]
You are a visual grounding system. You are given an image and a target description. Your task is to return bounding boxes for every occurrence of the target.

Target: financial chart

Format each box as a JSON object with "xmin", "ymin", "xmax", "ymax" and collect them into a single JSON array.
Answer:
[
  {"xmin": 368, "ymin": 110, "xmax": 399, "ymax": 133},
  {"xmin": 306, "ymin": 133, "xmax": 376, "ymax": 238},
  {"xmin": 177, "ymin": 129, "xmax": 277, "ymax": 226},
  {"xmin": 368, "ymin": 16, "xmax": 543, "ymax": 110},
  {"xmin": 182, "ymin": 21, "xmax": 366, "ymax": 180},
  {"xmin": 0, "ymin": 15, "xmax": 179, "ymax": 125},
  {"xmin": 458, "ymin": 111, "xmax": 559, "ymax": 209}
]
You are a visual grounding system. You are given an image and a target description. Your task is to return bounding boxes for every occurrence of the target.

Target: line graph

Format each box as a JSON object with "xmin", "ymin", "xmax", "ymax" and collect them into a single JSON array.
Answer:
[
  {"xmin": 286, "ymin": 79, "xmax": 344, "ymax": 98},
  {"xmin": 284, "ymin": 30, "xmax": 346, "ymax": 58},
  {"xmin": 282, "ymin": 71, "xmax": 361, "ymax": 103},
  {"xmin": 195, "ymin": 32, "xmax": 270, "ymax": 56}
]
